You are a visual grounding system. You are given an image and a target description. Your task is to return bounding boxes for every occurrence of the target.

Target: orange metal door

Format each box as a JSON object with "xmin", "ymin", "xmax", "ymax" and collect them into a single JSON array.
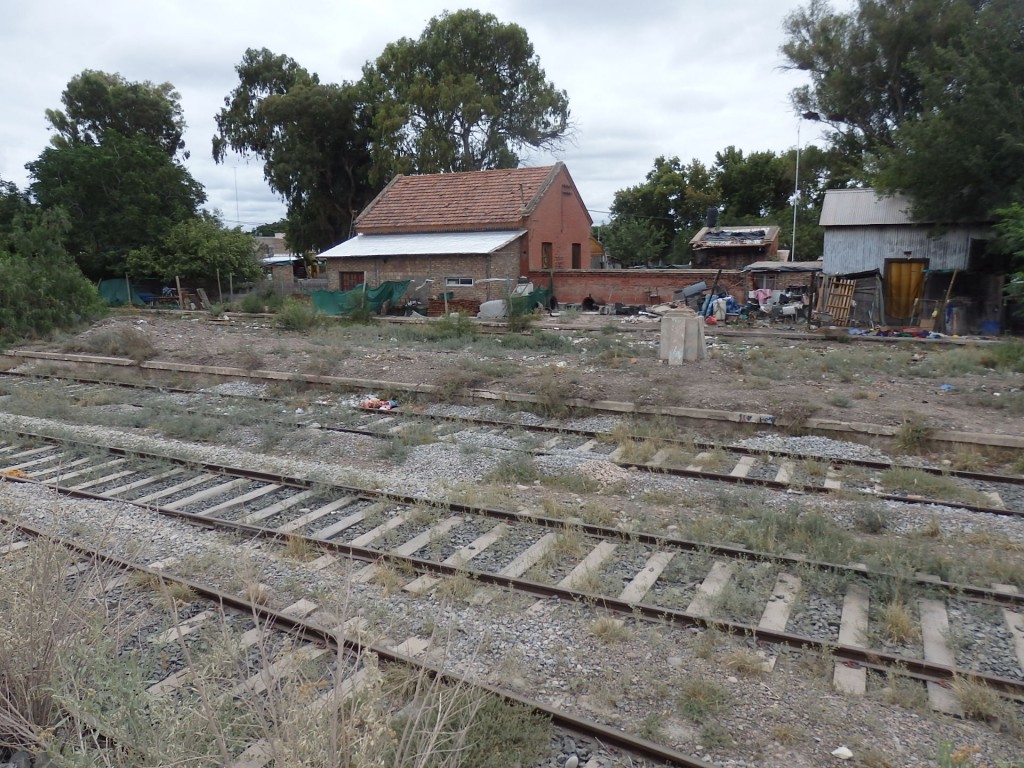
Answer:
[{"xmin": 884, "ymin": 260, "xmax": 926, "ymax": 324}]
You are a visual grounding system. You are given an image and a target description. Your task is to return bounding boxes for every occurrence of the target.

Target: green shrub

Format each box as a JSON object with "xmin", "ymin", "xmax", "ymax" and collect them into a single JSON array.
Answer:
[
  {"xmin": 235, "ymin": 288, "xmax": 285, "ymax": 314},
  {"xmin": 276, "ymin": 298, "xmax": 321, "ymax": 331},
  {"xmin": 433, "ymin": 312, "xmax": 478, "ymax": 339},
  {"xmin": 0, "ymin": 245, "xmax": 106, "ymax": 346}
]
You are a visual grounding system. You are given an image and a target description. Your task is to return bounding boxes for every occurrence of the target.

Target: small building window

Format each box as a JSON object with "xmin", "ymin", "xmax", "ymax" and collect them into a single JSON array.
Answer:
[
  {"xmin": 445, "ymin": 277, "xmax": 474, "ymax": 287},
  {"xmin": 571, "ymin": 243, "xmax": 582, "ymax": 270},
  {"xmin": 541, "ymin": 242, "xmax": 553, "ymax": 270}
]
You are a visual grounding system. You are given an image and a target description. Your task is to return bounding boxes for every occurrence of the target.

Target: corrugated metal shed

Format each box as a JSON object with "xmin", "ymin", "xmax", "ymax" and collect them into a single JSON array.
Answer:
[
  {"xmin": 819, "ymin": 189, "xmax": 916, "ymax": 226},
  {"xmin": 320, "ymin": 230, "xmax": 526, "ymax": 259},
  {"xmin": 821, "ymin": 227, "xmax": 986, "ymax": 274}
]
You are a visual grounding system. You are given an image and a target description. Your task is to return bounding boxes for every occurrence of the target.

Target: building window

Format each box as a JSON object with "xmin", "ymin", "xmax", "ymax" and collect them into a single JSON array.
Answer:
[
  {"xmin": 339, "ymin": 271, "xmax": 363, "ymax": 291},
  {"xmin": 541, "ymin": 242, "xmax": 553, "ymax": 270},
  {"xmin": 445, "ymin": 277, "xmax": 473, "ymax": 287},
  {"xmin": 571, "ymin": 242, "xmax": 581, "ymax": 270}
]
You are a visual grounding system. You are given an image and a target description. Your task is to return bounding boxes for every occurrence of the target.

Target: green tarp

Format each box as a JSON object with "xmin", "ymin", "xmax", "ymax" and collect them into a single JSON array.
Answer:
[
  {"xmin": 510, "ymin": 286, "xmax": 554, "ymax": 315},
  {"xmin": 97, "ymin": 278, "xmax": 146, "ymax": 307},
  {"xmin": 311, "ymin": 280, "xmax": 410, "ymax": 316}
]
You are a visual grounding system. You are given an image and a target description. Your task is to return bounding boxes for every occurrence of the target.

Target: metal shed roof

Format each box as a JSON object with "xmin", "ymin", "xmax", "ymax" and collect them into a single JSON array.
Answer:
[
  {"xmin": 320, "ymin": 230, "xmax": 527, "ymax": 258},
  {"xmin": 742, "ymin": 260, "xmax": 822, "ymax": 272},
  {"xmin": 819, "ymin": 189, "xmax": 916, "ymax": 226}
]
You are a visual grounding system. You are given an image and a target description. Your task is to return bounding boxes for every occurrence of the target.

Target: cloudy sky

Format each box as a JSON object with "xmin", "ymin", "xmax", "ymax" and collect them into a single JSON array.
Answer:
[{"xmin": 1, "ymin": 0, "xmax": 846, "ymax": 230}]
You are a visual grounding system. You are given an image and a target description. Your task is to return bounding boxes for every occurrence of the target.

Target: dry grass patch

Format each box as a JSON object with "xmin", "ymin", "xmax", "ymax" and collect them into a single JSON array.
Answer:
[
  {"xmin": 880, "ymin": 599, "xmax": 920, "ymax": 643},
  {"xmin": 951, "ymin": 675, "xmax": 1024, "ymax": 737},
  {"xmin": 590, "ymin": 615, "xmax": 632, "ymax": 643},
  {"xmin": 675, "ymin": 677, "xmax": 730, "ymax": 722}
]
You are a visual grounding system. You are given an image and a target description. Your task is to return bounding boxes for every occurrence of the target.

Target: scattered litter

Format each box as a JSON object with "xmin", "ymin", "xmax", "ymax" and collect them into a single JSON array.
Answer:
[
  {"xmin": 359, "ymin": 396, "xmax": 398, "ymax": 411},
  {"xmin": 831, "ymin": 746, "xmax": 853, "ymax": 760},
  {"xmin": 939, "ymin": 384, "xmax": 955, "ymax": 392}
]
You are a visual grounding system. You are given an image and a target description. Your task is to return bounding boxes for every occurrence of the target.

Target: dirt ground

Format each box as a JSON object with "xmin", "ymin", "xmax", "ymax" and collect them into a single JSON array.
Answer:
[{"xmin": 21, "ymin": 310, "xmax": 1024, "ymax": 440}]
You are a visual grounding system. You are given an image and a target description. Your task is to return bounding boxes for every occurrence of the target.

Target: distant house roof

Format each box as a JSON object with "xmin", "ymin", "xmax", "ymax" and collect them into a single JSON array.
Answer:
[
  {"xmin": 819, "ymin": 189, "xmax": 917, "ymax": 226},
  {"xmin": 690, "ymin": 226, "xmax": 781, "ymax": 248},
  {"xmin": 355, "ymin": 163, "xmax": 587, "ymax": 234},
  {"xmin": 320, "ymin": 230, "xmax": 527, "ymax": 259},
  {"xmin": 743, "ymin": 260, "xmax": 822, "ymax": 272},
  {"xmin": 262, "ymin": 254, "xmax": 301, "ymax": 266}
]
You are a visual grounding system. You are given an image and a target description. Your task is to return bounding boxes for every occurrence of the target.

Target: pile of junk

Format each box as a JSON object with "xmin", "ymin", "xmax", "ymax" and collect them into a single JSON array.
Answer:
[{"xmin": 667, "ymin": 281, "xmax": 808, "ymax": 324}]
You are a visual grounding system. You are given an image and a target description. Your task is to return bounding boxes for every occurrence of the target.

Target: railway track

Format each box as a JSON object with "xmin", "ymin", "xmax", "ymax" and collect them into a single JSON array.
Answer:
[
  {"xmin": 6, "ymin": 349, "xmax": 1024, "ymax": 453},
  {"xmin": 1, "ymin": 519, "xmax": 693, "ymax": 768},
  {"xmin": 3, "ymin": 430, "xmax": 1024, "ymax": 716},
  {"xmin": 2, "ymin": 370, "xmax": 1022, "ymax": 518}
]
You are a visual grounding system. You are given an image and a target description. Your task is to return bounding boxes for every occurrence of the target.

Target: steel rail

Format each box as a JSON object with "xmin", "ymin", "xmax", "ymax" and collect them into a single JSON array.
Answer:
[
  {"xmin": 1, "ymin": 515, "xmax": 711, "ymax": 768},
  {"xmin": 3, "ymin": 426, "xmax": 1023, "ymax": 609},
  {"xmin": 5, "ymin": 473, "xmax": 1024, "ymax": 700},
  {"xmin": 4, "ymin": 368, "xmax": 1023, "ymax": 488}
]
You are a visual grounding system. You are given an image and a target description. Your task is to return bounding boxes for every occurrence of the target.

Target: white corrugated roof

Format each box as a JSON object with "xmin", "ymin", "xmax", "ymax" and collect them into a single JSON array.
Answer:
[
  {"xmin": 320, "ymin": 230, "xmax": 527, "ymax": 258},
  {"xmin": 819, "ymin": 188, "xmax": 917, "ymax": 226},
  {"xmin": 262, "ymin": 254, "xmax": 301, "ymax": 265}
]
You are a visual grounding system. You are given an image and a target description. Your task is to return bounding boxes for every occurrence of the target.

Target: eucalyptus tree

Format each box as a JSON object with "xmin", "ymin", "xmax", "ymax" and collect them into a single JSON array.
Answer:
[
  {"xmin": 361, "ymin": 9, "xmax": 571, "ymax": 174},
  {"xmin": 213, "ymin": 48, "xmax": 376, "ymax": 253}
]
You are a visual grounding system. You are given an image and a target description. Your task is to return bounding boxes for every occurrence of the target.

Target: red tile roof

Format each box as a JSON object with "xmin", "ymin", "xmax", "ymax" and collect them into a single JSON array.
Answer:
[{"xmin": 355, "ymin": 164, "xmax": 562, "ymax": 234}]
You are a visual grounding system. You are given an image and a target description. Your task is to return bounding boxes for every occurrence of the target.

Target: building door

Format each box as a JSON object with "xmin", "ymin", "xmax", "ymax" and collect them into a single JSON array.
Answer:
[
  {"xmin": 884, "ymin": 259, "xmax": 926, "ymax": 324},
  {"xmin": 339, "ymin": 271, "xmax": 363, "ymax": 291}
]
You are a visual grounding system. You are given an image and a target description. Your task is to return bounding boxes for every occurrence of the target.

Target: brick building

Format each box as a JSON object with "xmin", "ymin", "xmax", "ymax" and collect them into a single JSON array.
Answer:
[{"xmin": 319, "ymin": 163, "xmax": 592, "ymax": 308}]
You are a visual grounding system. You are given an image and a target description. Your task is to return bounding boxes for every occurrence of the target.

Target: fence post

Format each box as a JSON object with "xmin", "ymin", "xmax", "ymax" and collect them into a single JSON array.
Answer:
[
  {"xmin": 175, "ymin": 275, "xmax": 184, "ymax": 311},
  {"xmin": 124, "ymin": 273, "xmax": 132, "ymax": 307},
  {"xmin": 217, "ymin": 269, "xmax": 223, "ymax": 304}
]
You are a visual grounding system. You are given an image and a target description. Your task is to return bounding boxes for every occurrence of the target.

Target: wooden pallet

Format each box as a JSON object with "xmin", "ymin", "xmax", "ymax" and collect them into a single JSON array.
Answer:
[{"xmin": 824, "ymin": 278, "xmax": 856, "ymax": 326}]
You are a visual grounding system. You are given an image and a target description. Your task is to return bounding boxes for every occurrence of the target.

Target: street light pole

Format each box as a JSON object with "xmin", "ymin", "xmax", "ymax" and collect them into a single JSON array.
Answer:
[
  {"xmin": 791, "ymin": 111, "xmax": 821, "ymax": 263},
  {"xmin": 791, "ymin": 121, "xmax": 801, "ymax": 262}
]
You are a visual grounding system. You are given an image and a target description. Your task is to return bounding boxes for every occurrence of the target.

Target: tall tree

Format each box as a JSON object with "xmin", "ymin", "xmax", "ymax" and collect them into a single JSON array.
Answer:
[
  {"xmin": 0, "ymin": 177, "xmax": 31, "ymax": 246},
  {"xmin": 127, "ymin": 213, "xmax": 262, "ymax": 281},
  {"xmin": 715, "ymin": 147, "xmax": 791, "ymax": 220},
  {"xmin": 994, "ymin": 204, "xmax": 1024, "ymax": 314},
  {"xmin": 361, "ymin": 9, "xmax": 570, "ymax": 173},
  {"xmin": 29, "ymin": 131, "xmax": 205, "ymax": 279},
  {"xmin": 213, "ymin": 48, "xmax": 376, "ymax": 253},
  {"xmin": 610, "ymin": 156, "xmax": 688, "ymax": 259},
  {"xmin": 600, "ymin": 218, "xmax": 667, "ymax": 268},
  {"xmin": 781, "ymin": 0, "xmax": 977, "ymax": 175},
  {"xmin": 45, "ymin": 70, "xmax": 188, "ymax": 159},
  {"xmin": 875, "ymin": 0, "xmax": 1024, "ymax": 220}
]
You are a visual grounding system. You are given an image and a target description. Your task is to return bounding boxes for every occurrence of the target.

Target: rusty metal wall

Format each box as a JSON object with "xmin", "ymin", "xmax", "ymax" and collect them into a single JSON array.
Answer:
[{"xmin": 823, "ymin": 225, "xmax": 990, "ymax": 275}]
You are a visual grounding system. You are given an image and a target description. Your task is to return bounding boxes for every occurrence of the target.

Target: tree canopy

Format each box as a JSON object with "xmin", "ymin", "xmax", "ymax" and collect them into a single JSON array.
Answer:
[
  {"xmin": 126, "ymin": 214, "xmax": 262, "ymax": 282},
  {"xmin": 45, "ymin": 69, "xmax": 188, "ymax": 159},
  {"xmin": 874, "ymin": 0, "xmax": 1024, "ymax": 221},
  {"xmin": 29, "ymin": 130, "xmax": 205, "ymax": 279},
  {"xmin": 604, "ymin": 145, "xmax": 848, "ymax": 265},
  {"xmin": 361, "ymin": 9, "xmax": 570, "ymax": 174},
  {"xmin": 213, "ymin": 48, "xmax": 377, "ymax": 254},
  {"xmin": 0, "ymin": 208, "xmax": 106, "ymax": 345},
  {"xmin": 781, "ymin": 0, "xmax": 1024, "ymax": 221}
]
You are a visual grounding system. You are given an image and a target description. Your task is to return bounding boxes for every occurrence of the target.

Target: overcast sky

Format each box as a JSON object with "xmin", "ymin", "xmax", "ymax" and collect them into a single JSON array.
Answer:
[{"xmin": 1, "ymin": 0, "xmax": 847, "ymax": 232}]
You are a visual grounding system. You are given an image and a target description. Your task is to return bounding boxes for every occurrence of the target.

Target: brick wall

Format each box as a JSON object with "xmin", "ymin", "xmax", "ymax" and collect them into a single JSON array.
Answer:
[
  {"xmin": 324, "ymin": 247, "xmax": 520, "ymax": 304},
  {"xmin": 524, "ymin": 165, "xmax": 592, "ymax": 273},
  {"xmin": 529, "ymin": 269, "xmax": 752, "ymax": 307}
]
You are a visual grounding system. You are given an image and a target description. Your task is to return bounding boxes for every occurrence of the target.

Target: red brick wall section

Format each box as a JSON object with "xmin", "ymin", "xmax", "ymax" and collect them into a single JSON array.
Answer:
[
  {"xmin": 524, "ymin": 166, "xmax": 592, "ymax": 273},
  {"xmin": 426, "ymin": 298, "xmax": 481, "ymax": 317},
  {"xmin": 529, "ymin": 269, "xmax": 752, "ymax": 306}
]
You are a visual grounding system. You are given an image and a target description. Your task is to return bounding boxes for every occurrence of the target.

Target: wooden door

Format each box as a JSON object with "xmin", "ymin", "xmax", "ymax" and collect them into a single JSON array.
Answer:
[{"xmin": 884, "ymin": 259, "xmax": 926, "ymax": 324}]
